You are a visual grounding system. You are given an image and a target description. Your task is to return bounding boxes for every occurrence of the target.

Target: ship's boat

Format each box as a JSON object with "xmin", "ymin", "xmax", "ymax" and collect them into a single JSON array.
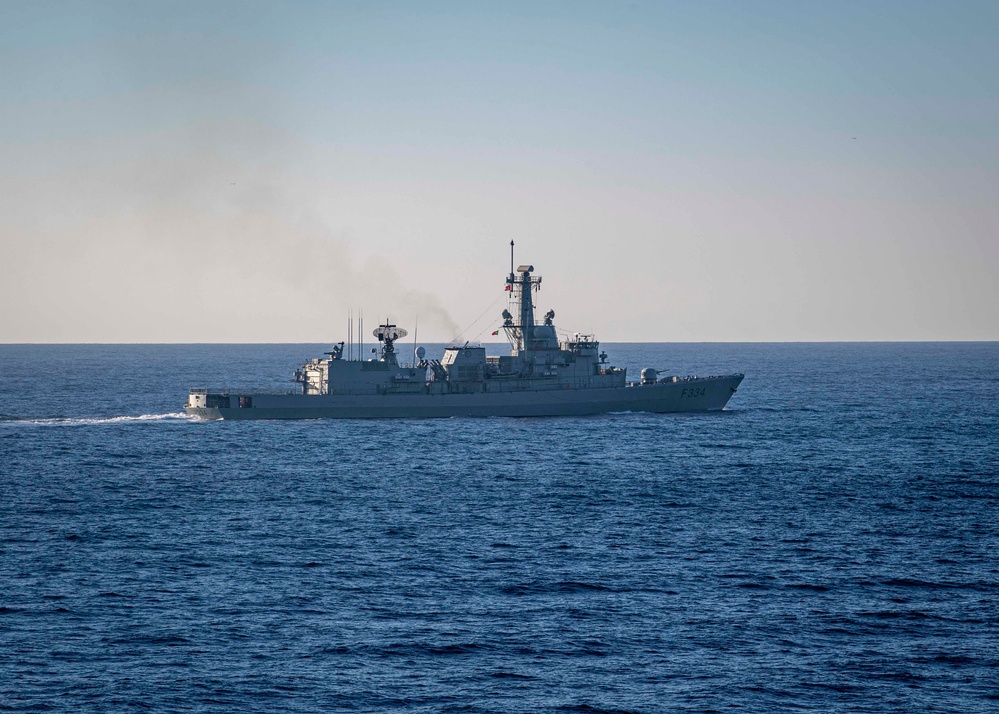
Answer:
[{"xmin": 185, "ymin": 245, "xmax": 743, "ymax": 420}]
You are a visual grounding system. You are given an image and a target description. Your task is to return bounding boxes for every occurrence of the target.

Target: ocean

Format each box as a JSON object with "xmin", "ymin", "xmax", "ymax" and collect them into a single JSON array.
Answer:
[{"xmin": 1, "ymin": 342, "xmax": 997, "ymax": 712}]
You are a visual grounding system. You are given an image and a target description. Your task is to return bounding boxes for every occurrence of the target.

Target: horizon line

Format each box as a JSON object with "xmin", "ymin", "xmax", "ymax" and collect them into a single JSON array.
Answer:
[{"xmin": 3, "ymin": 340, "xmax": 997, "ymax": 346}]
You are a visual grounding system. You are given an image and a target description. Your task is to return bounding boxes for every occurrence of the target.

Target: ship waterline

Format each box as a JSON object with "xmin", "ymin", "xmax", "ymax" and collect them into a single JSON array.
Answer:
[{"xmin": 185, "ymin": 246, "xmax": 743, "ymax": 420}]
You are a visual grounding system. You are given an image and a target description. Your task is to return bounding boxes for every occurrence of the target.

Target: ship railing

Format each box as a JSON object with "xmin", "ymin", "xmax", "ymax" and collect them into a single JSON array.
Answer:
[
  {"xmin": 195, "ymin": 386, "xmax": 300, "ymax": 395},
  {"xmin": 652, "ymin": 374, "xmax": 744, "ymax": 384}
]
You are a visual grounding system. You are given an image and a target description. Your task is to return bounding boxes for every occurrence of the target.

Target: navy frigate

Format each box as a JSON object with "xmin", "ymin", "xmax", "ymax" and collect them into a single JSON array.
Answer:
[{"xmin": 185, "ymin": 246, "xmax": 743, "ymax": 419}]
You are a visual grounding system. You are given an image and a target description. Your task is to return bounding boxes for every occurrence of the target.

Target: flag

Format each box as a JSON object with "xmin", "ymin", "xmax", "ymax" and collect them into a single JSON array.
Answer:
[
  {"xmin": 491, "ymin": 330, "xmax": 500, "ymax": 336},
  {"xmin": 504, "ymin": 284, "xmax": 511, "ymax": 291}
]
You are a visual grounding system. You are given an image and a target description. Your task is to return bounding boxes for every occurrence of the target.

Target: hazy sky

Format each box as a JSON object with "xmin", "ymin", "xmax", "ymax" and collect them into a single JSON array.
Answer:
[{"xmin": 2, "ymin": 0, "xmax": 997, "ymax": 342}]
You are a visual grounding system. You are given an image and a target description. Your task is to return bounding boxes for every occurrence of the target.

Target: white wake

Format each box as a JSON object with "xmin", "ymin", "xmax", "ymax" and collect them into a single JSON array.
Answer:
[{"xmin": 11, "ymin": 412, "xmax": 195, "ymax": 426}]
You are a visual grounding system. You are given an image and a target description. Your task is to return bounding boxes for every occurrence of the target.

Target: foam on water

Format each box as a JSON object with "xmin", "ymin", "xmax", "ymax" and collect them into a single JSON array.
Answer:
[{"xmin": 2, "ymin": 412, "xmax": 193, "ymax": 426}]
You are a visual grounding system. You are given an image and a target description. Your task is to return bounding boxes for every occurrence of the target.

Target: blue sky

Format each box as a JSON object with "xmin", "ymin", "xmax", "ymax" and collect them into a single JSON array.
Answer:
[{"xmin": 2, "ymin": 1, "xmax": 997, "ymax": 341}]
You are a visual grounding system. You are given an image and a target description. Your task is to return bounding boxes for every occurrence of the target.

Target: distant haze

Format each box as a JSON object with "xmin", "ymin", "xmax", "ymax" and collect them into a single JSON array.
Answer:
[{"xmin": 2, "ymin": 1, "xmax": 997, "ymax": 343}]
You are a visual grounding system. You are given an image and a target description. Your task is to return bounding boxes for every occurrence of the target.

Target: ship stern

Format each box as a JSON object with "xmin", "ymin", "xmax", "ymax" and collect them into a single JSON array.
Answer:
[{"xmin": 185, "ymin": 389, "xmax": 224, "ymax": 420}]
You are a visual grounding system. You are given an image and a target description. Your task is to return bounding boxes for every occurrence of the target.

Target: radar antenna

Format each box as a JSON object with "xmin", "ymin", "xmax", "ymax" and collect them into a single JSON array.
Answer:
[
  {"xmin": 372, "ymin": 323, "xmax": 408, "ymax": 362},
  {"xmin": 372, "ymin": 324, "xmax": 408, "ymax": 343}
]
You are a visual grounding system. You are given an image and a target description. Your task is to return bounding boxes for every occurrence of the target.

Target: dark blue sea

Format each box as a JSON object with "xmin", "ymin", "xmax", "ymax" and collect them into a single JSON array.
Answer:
[{"xmin": 2, "ymin": 343, "xmax": 997, "ymax": 713}]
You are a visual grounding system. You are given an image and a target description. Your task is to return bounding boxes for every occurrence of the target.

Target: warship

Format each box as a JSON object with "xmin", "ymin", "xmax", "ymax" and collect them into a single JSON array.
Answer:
[{"xmin": 185, "ymin": 245, "xmax": 743, "ymax": 420}]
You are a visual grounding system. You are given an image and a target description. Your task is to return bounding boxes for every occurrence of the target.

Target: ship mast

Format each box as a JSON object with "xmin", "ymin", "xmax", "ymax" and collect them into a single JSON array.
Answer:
[{"xmin": 504, "ymin": 241, "xmax": 542, "ymax": 353}]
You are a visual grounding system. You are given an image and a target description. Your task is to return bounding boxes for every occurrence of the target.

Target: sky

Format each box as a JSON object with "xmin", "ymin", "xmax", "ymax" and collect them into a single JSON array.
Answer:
[{"xmin": 2, "ymin": 0, "xmax": 997, "ymax": 343}]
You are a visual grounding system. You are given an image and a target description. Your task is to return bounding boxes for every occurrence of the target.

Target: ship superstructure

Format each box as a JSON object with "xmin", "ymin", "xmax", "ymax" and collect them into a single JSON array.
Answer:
[{"xmin": 185, "ymin": 245, "xmax": 743, "ymax": 419}]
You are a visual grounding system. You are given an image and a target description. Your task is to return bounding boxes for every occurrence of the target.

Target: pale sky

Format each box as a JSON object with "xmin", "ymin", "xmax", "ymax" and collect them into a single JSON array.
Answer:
[{"xmin": 2, "ymin": 0, "xmax": 997, "ymax": 343}]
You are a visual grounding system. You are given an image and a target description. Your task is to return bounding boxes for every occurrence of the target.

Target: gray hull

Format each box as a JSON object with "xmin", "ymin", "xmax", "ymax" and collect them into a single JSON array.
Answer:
[{"xmin": 185, "ymin": 374, "xmax": 743, "ymax": 420}]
